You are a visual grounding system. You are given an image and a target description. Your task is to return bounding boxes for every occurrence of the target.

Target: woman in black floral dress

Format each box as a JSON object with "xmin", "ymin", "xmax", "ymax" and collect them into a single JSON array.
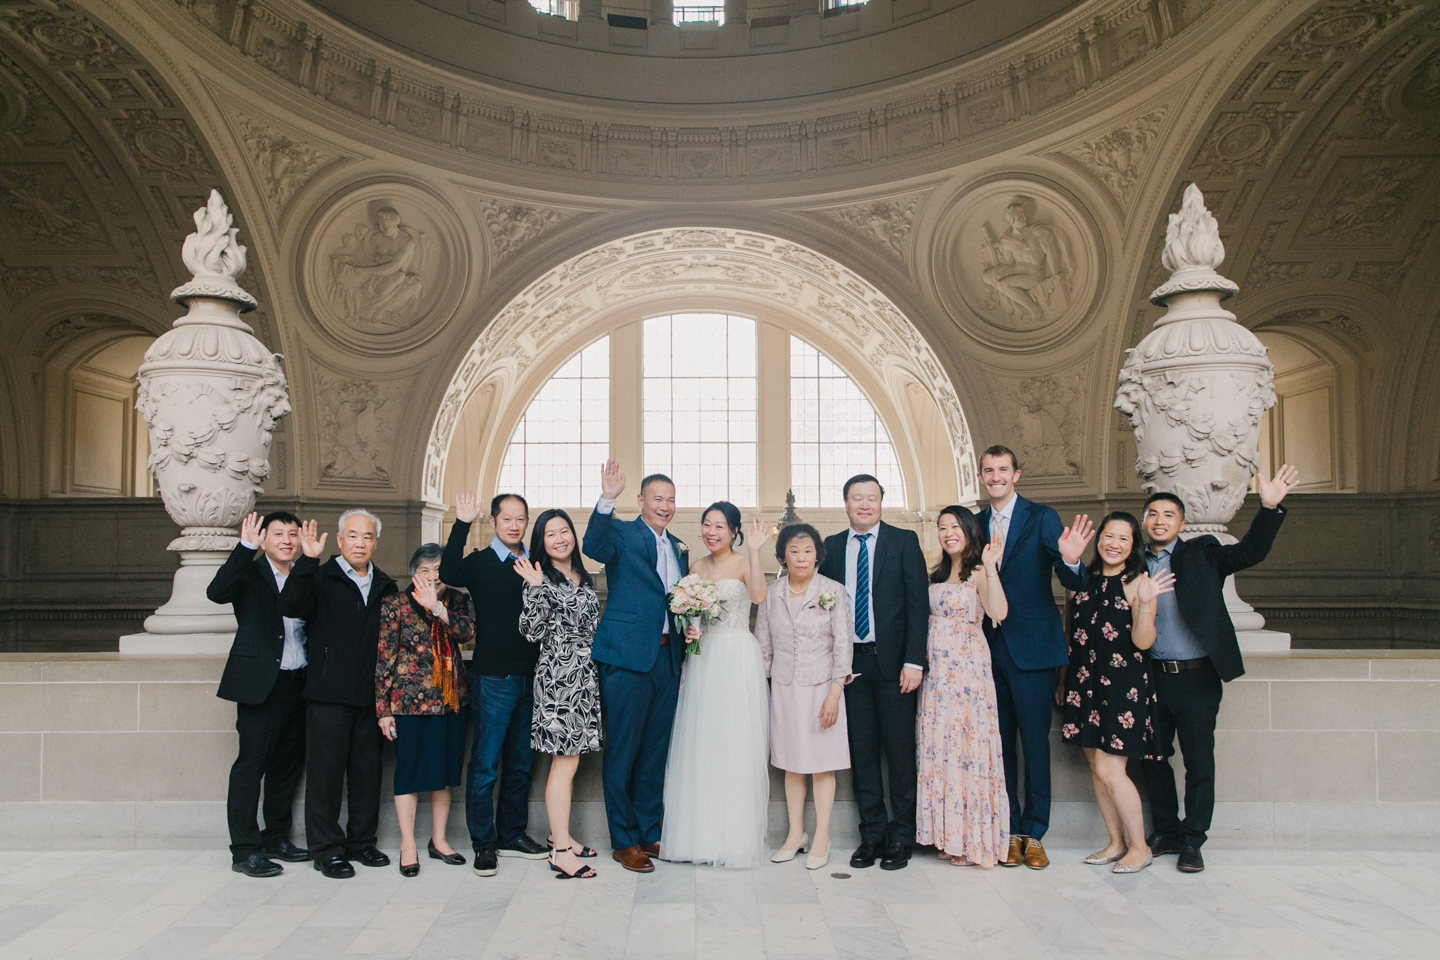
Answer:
[
  {"xmin": 515, "ymin": 508, "xmax": 602, "ymax": 879},
  {"xmin": 1059, "ymin": 512, "xmax": 1173, "ymax": 874}
]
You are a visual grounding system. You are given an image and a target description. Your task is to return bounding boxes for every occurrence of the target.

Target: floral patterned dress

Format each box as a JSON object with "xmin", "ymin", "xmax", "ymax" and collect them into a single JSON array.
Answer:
[
  {"xmin": 520, "ymin": 575, "xmax": 603, "ymax": 756},
  {"xmin": 915, "ymin": 573, "xmax": 1009, "ymax": 866},
  {"xmin": 1061, "ymin": 575, "xmax": 1156, "ymax": 758}
]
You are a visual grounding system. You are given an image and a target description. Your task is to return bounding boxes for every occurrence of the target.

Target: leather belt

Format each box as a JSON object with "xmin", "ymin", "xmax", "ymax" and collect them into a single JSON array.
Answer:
[
  {"xmin": 1153, "ymin": 656, "xmax": 1208, "ymax": 674},
  {"xmin": 853, "ymin": 643, "xmax": 878, "ymax": 656},
  {"xmin": 659, "ymin": 635, "xmax": 669, "ymax": 646}
]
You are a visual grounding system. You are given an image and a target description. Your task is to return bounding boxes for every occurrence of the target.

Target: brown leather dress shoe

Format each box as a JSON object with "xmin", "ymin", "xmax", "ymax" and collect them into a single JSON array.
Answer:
[
  {"xmin": 1023, "ymin": 837, "xmax": 1050, "ymax": 870},
  {"xmin": 612, "ymin": 846, "xmax": 655, "ymax": 873},
  {"xmin": 1000, "ymin": 835, "xmax": 1025, "ymax": 867},
  {"xmin": 641, "ymin": 842, "xmax": 660, "ymax": 859}
]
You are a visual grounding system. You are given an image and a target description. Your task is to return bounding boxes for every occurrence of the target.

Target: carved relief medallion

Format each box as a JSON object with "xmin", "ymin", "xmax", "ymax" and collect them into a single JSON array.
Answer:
[
  {"xmin": 933, "ymin": 180, "xmax": 1101, "ymax": 348},
  {"xmin": 301, "ymin": 182, "xmax": 468, "ymax": 352}
]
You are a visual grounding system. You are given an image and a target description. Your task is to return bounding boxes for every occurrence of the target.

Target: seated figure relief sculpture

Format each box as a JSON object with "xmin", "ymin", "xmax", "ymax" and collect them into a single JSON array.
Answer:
[
  {"xmin": 328, "ymin": 205, "xmax": 430, "ymax": 332},
  {"xmin": 979, "ymin": 196, "xmax": 1075, "ymax": 327}
]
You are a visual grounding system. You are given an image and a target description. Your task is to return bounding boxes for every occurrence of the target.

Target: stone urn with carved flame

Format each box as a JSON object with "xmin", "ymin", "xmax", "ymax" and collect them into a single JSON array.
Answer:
[
  {"xmin": 1114, "ymin": 184, "xmax": 1288, "ymax": 649},
  {"xmin": 120, "ymin": 191, "xmax": 291, "ymax": 654}
]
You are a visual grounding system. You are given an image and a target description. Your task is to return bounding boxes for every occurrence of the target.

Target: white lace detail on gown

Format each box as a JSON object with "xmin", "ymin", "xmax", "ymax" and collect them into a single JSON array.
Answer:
[{"xmin": 660, "ymin": 579, "xmax": 771, "ymax": 867}]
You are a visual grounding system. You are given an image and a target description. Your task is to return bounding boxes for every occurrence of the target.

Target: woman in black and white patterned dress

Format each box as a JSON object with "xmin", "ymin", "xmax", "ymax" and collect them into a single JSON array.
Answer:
[{"xmin": 515, "ymin": 508, "xmax": 602, "ymax": 879}]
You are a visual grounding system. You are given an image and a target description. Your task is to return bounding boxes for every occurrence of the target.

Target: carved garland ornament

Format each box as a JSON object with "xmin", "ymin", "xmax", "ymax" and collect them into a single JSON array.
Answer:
[{"xmin": 421, "ymin": 229, "xmax": 978, "ymax": 504}]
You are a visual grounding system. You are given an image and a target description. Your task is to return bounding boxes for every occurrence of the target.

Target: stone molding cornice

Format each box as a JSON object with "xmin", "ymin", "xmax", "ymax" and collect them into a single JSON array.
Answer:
[{"xmin": 151, "ymin": 0, "xmax": 1237, "ymax": 188}]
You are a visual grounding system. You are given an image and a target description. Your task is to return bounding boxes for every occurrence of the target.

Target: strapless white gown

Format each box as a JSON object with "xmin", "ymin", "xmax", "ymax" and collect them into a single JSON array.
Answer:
[{"xmin": 660, "ymin": 578, "xmax": 771, "ymax": 868}]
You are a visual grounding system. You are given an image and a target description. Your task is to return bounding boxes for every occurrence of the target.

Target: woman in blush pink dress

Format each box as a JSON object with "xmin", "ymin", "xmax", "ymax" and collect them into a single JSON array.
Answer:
[{"xmin": 915, "ymin": 505, "xmax": 1010, "ymax": 867}]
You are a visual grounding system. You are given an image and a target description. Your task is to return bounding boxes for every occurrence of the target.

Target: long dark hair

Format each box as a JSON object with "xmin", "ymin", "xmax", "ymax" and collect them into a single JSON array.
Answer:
[
  {"xmin": 701, "ymin": 501, "xmax": 744, "ymax": 548},
  {"xmin": 528, "ymin": 508, "xmax": 592, "ymax": 588},
  {"xmin": 930, "ymin": 505, "xmax": 985, "ymax": 584},
  {"xmin": 1087, "ymin": 511, "xmax": 1145, "ymax": 583}
]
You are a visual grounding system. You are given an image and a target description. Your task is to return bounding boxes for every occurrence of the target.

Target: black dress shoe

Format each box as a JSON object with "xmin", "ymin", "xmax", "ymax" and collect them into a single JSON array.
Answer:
[
  {"xmin": 353, "ymin": 846, "xmax": 390, "ymax": 868},
  {"xmin": 880, "ymin": 842, "xmax": 911, "ymax": 871},
  {"xmin": 428, "ymin": 839, "xmax": 466, "ymax": 865},
  {"xmin": 313, "ymin": 856, "xmax": 355, "ymax": 879},
  {"xmin": 498, "ymin": 834, "xmax": 549, "ymax": 859},
  {"xmin": 399, "ymin": 859, "xmax": 420, "ymax": 878},
  {"xmin": 265, "ymin": 840, "xmax": 309, "ymax": 862},
  {"xmin": 850, "ymin": 841, "xmax": 881, "ymax": 869},
  {"xmin": 231, "ymin": 853, "xmax": 282, "ymax": 878},
  {"xmin": 1177, "ymin": 845, "xmax": 1205, "ymax": 873},
  {"xmin": 1146, "ymin": 832, "xmax": 1182, "ymax": 856}
]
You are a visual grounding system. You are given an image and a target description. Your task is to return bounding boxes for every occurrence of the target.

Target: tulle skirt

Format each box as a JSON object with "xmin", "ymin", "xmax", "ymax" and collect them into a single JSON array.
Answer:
[{"xmin": 660, "ymin": 626, "xmax": 771, "ymax": 868}]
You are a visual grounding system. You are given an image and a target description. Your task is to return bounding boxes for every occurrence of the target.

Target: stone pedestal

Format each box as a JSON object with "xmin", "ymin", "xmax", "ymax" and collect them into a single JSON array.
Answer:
[
  {"xmin": 119, "ymin": 192, "xmax": 289, "ymax": 656},
  {"xmin": 1115, "ymin": 184, "xmax": 1289, "ymax": 651}
]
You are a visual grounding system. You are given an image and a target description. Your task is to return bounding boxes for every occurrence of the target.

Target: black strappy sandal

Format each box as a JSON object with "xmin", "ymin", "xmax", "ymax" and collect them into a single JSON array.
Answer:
[
  {"xmin": 549, "ymin": 851, "xmax": 597, "ymax": 879},
  {"xmin": 547, "ymin": 837, "xmax": 598, "ymax": 858}
]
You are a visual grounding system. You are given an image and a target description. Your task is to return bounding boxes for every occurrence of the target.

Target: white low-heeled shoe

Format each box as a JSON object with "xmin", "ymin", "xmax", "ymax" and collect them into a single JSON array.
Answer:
[
  {"xmin": 770, "ymin": 832, "xmax": 810, "ymax": 863},
  {"xmin": 805, "ymin": 845, "xmax": 829, "ymax": 871}
]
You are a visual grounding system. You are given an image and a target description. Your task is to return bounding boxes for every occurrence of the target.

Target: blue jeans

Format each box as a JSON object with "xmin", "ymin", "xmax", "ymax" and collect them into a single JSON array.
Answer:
[{"xmin": 464, "ymin": 674, "xmax": 534, "ymax": 850}]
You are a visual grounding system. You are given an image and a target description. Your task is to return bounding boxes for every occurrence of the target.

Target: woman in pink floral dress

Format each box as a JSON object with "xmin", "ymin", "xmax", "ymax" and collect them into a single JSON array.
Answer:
[
  {"xmin": 1058, "ymin": 512, "xmax": 1173, "ymax": 874},
  {"xmin": 915, "ymin": 505, "xmax": 1009, "ymax": 867}
]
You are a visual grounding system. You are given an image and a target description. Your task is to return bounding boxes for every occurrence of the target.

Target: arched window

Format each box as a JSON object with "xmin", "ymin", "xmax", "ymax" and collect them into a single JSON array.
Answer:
[
  {"xmin": 497, "ymin": 337, "xmax": 609, "ymax": 506},
  {"xmin": 789, "ymin": 336, "xmax": 903, "ymax": 508},
  {"xmin": 643, "ymin": 313, "xmax": 756, "ymax": 507}
]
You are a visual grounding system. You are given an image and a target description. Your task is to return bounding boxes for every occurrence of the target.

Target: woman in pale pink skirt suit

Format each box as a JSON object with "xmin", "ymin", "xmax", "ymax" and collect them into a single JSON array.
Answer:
[
  {"xmin": 915, "ymin": 505, "xmax": 1010, "ymax": 867},
  {"xmin": 755, "ymin": 524, "xmax": 852, "ymax": 871}
]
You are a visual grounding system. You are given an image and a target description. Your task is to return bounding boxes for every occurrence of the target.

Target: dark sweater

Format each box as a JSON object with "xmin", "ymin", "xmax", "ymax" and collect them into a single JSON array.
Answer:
[{"xmin": 439, "ymin": 520, "xmax": 537, "ymax": 677}]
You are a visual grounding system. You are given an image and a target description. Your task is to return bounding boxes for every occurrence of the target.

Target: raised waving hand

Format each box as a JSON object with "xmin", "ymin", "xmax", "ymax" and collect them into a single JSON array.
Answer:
[
  {"xmin": 239, "ymin": 511, "xmax": 263, "ymax": 547},
  {"xmin": 1057, "ymin": 514, "xmax": 1095, "ymax": 566},
  {"xmin": 1257, "ymin": 464, "xmax": 1300, "ymax": 509},
  {"xmin": 454, "ymin": 491, "xmax": 481, "ymax": 524},
  {"xmin": 298, "ymin": 519, "xmax": 327, "ymax": 559},
  {"xmin": 600, "ymin": 458, "xmax": 626, "ymax": 500}
]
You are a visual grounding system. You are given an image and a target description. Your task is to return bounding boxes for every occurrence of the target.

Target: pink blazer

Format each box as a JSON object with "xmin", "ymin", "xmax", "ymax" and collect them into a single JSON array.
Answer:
[{"xmin": 755, "ymin": 573, "xmax": 852, "ymax": 687}]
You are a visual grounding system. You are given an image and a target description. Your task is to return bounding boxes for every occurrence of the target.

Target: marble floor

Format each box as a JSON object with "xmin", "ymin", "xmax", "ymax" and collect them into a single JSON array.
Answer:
[{"xmin": 1, "ymin": 846, "xmax": 1438, "ymax": 960}]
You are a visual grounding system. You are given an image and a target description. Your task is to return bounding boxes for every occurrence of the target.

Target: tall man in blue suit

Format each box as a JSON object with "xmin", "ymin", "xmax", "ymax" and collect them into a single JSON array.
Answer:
[
  {"xmin": 582, "ymin": 459, "xmax": 694, "ymax": 874},
  {"xmin": 976, "ymin": 445, "xmax": 1093, "ymax": 869}
]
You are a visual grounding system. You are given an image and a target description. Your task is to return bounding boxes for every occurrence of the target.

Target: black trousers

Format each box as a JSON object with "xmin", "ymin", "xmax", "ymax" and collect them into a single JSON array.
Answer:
[
  {"xmin": 1142, "ymin": 661, "xmax": 1224, "ymax": 848},
  {"xmin": 304, "ymin": 701, "xmax": 383, "ymax": 862},
  {"xmin": 843, "ymin": 644, "xmax": 919, "ymax": 846},
  {"xmin": 226, "ymin": 669, "xmax": 307, "ymax": 861}
]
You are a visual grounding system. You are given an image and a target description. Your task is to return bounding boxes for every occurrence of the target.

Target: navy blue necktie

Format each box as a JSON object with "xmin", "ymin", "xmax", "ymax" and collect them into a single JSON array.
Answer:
[{"xmin": 854, "ymin": 533, "xmax": 872, "ymax": 641}]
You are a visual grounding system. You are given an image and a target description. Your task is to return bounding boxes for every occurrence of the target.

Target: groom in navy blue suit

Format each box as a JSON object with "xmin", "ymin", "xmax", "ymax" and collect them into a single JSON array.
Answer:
[
  {"xmin": 976, "ymin": 445, "xmax": 1093, "ymax": 870},
  {"xmin": 583, "ymin": 460, "xmax": 691, "ymax": 873}
]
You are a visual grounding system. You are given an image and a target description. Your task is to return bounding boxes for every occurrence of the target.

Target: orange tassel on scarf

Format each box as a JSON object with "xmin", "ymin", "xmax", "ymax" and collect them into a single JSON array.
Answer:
[{"xmin": 422, "ymin": 597, "xmax": 461, "ymax": 712}]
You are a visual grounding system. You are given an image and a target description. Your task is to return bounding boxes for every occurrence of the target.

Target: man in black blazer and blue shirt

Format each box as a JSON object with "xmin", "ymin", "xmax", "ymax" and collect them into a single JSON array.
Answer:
[
  {"xmin": 209, "ymin": 510, "xmax": 311, "ymax": 877},
  {"xmin": 1140, "ymin": 464, "xmax": 1297, "ymax": 873},
  {"xmin": 975, "ymin": 445, "xmax": 1094, "ymax": 870},
  {"xmin": 819, "ymin": 474, "xmax": 929, "ymax": 871}
]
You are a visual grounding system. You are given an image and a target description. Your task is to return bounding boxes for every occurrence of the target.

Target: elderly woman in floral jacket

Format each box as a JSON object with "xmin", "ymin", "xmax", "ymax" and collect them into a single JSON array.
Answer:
[{"xmin": 376, "ymin": 543, "xmax": 474, "ymax": 876}]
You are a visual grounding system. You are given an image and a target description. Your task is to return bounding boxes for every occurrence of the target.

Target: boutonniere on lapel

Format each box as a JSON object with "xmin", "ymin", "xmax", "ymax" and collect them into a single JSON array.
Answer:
[
  {"xmin": 674, "ymin": 540, "xmax": 688, "ymax": 558},
  {"xmin": 817, "ymin": 591, "xmax": 838, "ymax": 610}
]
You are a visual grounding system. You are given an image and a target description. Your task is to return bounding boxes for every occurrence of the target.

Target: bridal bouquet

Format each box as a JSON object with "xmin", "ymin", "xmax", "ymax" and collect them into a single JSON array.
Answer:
[{"xmin": 668, "ymin": 574, "xmax": 725, "ymax": 656}]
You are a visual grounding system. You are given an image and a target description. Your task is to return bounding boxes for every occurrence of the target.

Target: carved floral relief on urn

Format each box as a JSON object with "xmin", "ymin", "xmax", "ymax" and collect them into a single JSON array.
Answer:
[{"xmin": 1114, "ymin": 184, "xmax": 1276, "ymax": 534}]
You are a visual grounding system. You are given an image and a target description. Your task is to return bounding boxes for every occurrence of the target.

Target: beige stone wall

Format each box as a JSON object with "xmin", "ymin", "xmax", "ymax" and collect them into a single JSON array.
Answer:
[{"xmin": 3, "ymin": 650, "xmax": 1438, "ymax": 848}]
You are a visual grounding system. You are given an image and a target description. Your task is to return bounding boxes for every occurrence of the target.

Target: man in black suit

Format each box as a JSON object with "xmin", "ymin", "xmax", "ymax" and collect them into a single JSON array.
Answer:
[
  {"xmin": 819, "ymin": 474, "xmax": 930, "ymax": 871},
  {"xmin": 279, "ymin": 509, "xmax": 398, "ymax": 879},
  {"xmin": 1140, "ymin": 464, "xmax": 1297, "ymax": 873},
  {"xmin": 210, "ymin": 510, "xmax": 310, "ymax": 877}
]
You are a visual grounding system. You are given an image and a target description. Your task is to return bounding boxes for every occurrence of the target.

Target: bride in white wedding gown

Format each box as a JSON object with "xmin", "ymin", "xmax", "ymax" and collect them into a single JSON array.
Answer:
[{"xmin": 660, "ymin": 505, "xmax": 772, "ymax": 868}]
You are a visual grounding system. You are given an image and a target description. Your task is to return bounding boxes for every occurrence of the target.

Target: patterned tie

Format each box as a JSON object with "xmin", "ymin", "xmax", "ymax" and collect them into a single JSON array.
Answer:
[
  {"xmin": 990, "ymin": 513, "xmax": 1004, "ymax": 570},
  {"xmin": 854, "ymin": 533, "xmax": 872, "ymax": 642}
]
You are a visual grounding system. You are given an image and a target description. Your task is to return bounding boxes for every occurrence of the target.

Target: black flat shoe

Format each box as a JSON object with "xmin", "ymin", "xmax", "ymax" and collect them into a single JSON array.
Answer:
[
  {"xmin": 429, "ymin": 840, "xmax": 466, "ymax": 865},
  {"xmin": 313, "ymin": 856, "xmax": 354, "ymax": 879},
  {"xmin": 399, "ymin": 859, "xmax": 420, "ymax": 877},
  {"xmin": 850, "ymin": 840, "xmax": 881, "ymax": 869},
  {"xmin": 1146, "ymin": 832, "xmax": 1183, "ymax": 856},
  {"xmin": 232, "ymin": 853, "xmax": 282, "ymax": 878},
  {"xmin": 880, "ymin": 842, "xmax": 911, "ymax": 871},
  {"xmin": 1177, "ymin": 845, "xmax": 1205, "ymax": 873},
  {"xmin": 549, "ymin": 851, "xmax": 597, "ymax": 879},
  {"xmin": 265, "ymin": 840, "xmax": 309, "ymax": 862},
  {"xmin": 353, "ymin": 846, "xmax": 390, "ymax": 868}
]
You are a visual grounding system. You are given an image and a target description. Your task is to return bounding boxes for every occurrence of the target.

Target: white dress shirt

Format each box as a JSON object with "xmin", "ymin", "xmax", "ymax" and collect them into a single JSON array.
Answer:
[
  {"xmin": 843, "ymin": 525, "xmax": 923, "ymax": 673},
  {"xmin": 336, "ymin": 555, "xmax": 374, "ymax": 604},
  {"xmin": 596, "ymin": 497, "xmax": 680, "ymax": 634},
  {"xmin": 238, "ymin": 539, "xmax": 308, "ymax": 669}
]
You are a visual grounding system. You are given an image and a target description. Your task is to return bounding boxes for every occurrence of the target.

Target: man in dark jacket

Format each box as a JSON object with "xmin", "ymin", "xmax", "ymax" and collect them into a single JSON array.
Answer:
[
  {"xmin": 1140, "ymin": 464, "xmax": 1297, "ymax": 874},
  {"xmin": 818, "ymin": 474, "xmax": 930, "ymax": 871},
  {"xmin": 279, "ymin": 508, "xmax": 398, "ymax": 879},
  {"xmin": 209, "ymin": 510, "xmax": 310, "ymax": 877}
]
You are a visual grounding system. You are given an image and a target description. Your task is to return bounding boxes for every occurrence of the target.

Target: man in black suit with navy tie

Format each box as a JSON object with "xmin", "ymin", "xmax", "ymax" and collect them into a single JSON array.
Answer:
[{"xmin": 210, "ymin": 511, "xmax": 311, "ymax": 877}]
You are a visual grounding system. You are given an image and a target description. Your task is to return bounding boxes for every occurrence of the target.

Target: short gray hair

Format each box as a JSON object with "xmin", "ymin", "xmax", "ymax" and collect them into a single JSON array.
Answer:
[
  {"xmin": 408, "ymin": 543, "xmax": 444, "ymax": 577},
  {"xmin": 337, "ymin": 508, "xmax": 382, "ymax": 539}
]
